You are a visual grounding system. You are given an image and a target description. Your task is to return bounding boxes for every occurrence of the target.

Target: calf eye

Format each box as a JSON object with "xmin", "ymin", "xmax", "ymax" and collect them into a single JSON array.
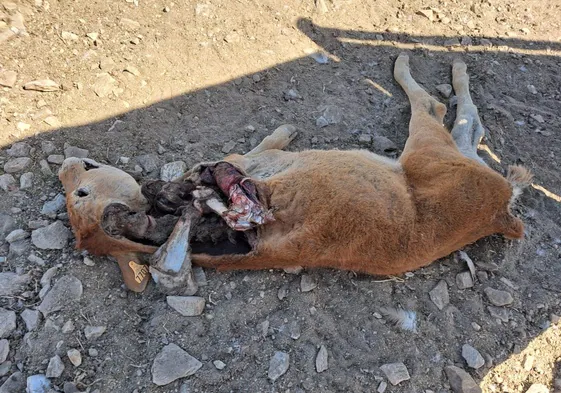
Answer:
[{"xmin": 75, "ymin": 188, "xmax": 89, "ymax": 197}]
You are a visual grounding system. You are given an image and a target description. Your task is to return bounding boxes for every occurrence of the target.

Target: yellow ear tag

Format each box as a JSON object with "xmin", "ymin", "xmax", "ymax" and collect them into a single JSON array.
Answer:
[{"xmin": 129, "ymin": 261, "xmax": 149, "ymax": 283}]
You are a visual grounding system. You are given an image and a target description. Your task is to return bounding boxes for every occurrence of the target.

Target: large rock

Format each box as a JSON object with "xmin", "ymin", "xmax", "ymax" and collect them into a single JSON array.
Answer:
[
  {"xmin": 31, "ymin": 221, "xmax": 71, "ymax": 249},
  {"xmin": 445, "ymin": 365, "xmax": 482, "ymax": 393},
  {"xmin": 46, "ymin": 355, "xmax": 64, "ymax": 378},
  {"xmin": 0, "ymin": 272, "xmax": 30, "ymax": 296},
  {"xmin": 21, "ymin": 309, "xmax": 41, "ymax": 331},
  {"xmin": 0, "ymin": 339, "xmax": 8, "ymax": 363},
  {"xmin": 315, "ymin": 345, "xmax": 328, "ymax": 373},
  {"xmin": 0, "ymin": 309, "xmax": 16, "ymax": 338},
  {"xmin": 6, "ymin": 142, "xmax": 31, "ymax": 157},
  {"xmin": 151, "ymin": 343, "xmax": 202, "ymax": 386},
  {"xmin": 84, "ymin": 326, "xmax": 106, "ymax": 340},
  {"xmin": 166, "ymin": 296, "xmax": 205, "ymax": 317},
  {"xmin": 38, "ymin": 275, "xmax": 83, "ymax": 316},
  {"xmin": 40, "ymin": 194, "xmax": 66, "ymax": 217},
  {"xmin": 0, "ymin": 175, "xmax": 16, "ymax": 192}
]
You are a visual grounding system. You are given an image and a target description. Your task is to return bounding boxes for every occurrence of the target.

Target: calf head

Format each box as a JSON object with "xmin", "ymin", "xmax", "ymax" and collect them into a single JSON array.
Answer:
[{"xmin": 59, "ymin": 157, "xmax": 157, "ymax": 292}]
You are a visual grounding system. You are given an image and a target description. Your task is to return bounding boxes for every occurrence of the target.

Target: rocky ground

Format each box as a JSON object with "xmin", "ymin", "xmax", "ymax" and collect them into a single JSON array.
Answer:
[{"xmin": 1, "ymin": 0, "xmax": 561, "ymax": 392}]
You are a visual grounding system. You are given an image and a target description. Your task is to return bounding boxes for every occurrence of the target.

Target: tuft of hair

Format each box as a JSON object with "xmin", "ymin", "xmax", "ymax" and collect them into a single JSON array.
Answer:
[
  {"xmin": 379, "ymin": 307, "xmax": 417, "ymax": 333},
  {"xmin": 507, "ymin": 165, "xmax": 533, "ymax": 206}
]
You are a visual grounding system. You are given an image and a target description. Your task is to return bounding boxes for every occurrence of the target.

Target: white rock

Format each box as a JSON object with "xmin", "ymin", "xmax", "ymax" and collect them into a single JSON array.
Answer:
[
  {"xmin": 267, "ymin": 351, "xmax": 289, "ymax": 381},
  {"xmin": 26, "ymin": 374, "xmax": 51, "ymax": 393},
  {"xmin": 315, "ymin": 345, "xmax": 328, "ymax": 372},
  {"xmin": 46, "ymin": 355, "xmax": 64, "ymax": 378},
  {"xmin": 21, "ymin": 309, "xmax": 41, "ymax": 331},
  {"xmin": 429, "ymin": 280, "xmax": 449, "ymax": 310},
  {"xmin": 84, "ymin": 325, "xmax": 106, "ymax": 340},
  {"xmin": 19, "ymin": 172, "xmax": 33, "ymax": 189},
  {"xmin": 0, "ymin": 308, "xmax": 16, "ymax": 338},
  {"xmin": 380, "ymin": 362, "xmax": 410, "ymax": 385},
  {"xmin": 32, "ymin": 221, "xmax": 71, "ymax": 249},
  {"xmin": 456, "ymin": 271, "xmax": 474, "ymax": 289},
  {"xmin": 160, "ymin": 161, "xmax": 187, "ymax": 181},
  {"xmin": 213, "ymin": 360, "xmax": 226, "ymax": 370},
  {"xmin": 526, "ymin": 383, "xmax": 549, "ymax": 393},
  {"xmin": 4, "ymin": 157, "xmax": 31, "ymax": 173},
  {"xmin": 0, "ymin": 339, "xmax": 9, "ymax": 363},
  {"xmin": 24, "ymin": 80, "xmax": 60, "ymax": 92},
  {"xmin": 300, "ymin": 274, "xmax": 317, "ymax": 292},
  {"xmin": 5, "ymin": 229, "xmax": 29, "ymax": 243},
  {"xmin": 166, "ymin": 296, "xmax": 205, "ymax": 316},
  {"xmin": 67, "ymin": 349, "xmax": 82, "ymax": 367},
  {"xmin": 0, "ymin": 174, "xmax": 16, "ymax": 191},
  {"xmin": 151, "ymin": 343, "xmax": 202, "ymax": 386},
  {"xmin": 461, "ymin": 344, "xmax": 485, "ymax": 369}
]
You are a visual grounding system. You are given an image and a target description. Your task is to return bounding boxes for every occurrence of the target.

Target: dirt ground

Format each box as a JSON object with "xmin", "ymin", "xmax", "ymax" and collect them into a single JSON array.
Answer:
[{"xmin": 1, "ymin": 0, "xmax": 561, "ymax": 392}]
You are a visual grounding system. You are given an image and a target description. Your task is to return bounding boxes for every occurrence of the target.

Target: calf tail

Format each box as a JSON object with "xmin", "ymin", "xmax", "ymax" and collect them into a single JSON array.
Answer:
[{"xmin": 507, "ymin": 165, "xmax": 533, "ymax": 207}]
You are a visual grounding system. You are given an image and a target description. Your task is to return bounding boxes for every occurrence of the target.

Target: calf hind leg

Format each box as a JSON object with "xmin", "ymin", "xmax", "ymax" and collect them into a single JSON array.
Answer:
[
  {"xmin": 245, "ymin": 124, "xmax": 298, "ymax": 156},
  {"xmin": 451, "ymin": 59, "xmax": 487, "ymax": 166}
]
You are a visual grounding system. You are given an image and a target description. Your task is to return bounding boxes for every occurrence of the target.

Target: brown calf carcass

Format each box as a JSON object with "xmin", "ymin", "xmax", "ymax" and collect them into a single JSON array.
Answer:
[{"xmin": 59, "ymin": 55, "xmax": 532, "ymax": 293}]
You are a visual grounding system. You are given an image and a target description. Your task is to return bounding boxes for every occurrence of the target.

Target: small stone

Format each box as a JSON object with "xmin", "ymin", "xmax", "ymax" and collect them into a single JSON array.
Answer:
[
  {"xmin": 358, "ymin": 134, "xmax": 372, "ymax": 145},
  {"xmin": 436, "ymin": 84, "xmax": 453, "ymax": 98},
  {"xmin": 88, "ymin": 348, "xmax": 99, "ymax": 357},
  {"xmin": 38, "ymin": 275, "xmax": 83, "ymax": 316},
  {"xmin": 4, "ymin": 157, "xmax": 31, "ymax": 173},
  {"xmin": 166, "ymin": 296, "xmax": 205, "ymax": 316},
  {"xmin": 0, "ymin": 272, "xmax": 30, "ymax": 296},
  {"xmin": 47, "ymin": 154, "xmax": 65, "ymax": 164},
  {"xmin": 316, "ymin": 105, "xmax": 342, "ymax": 127},
  {"xmin": 460, "ymin": 36, "xmax": 473, "ymax": 46},
  {"xmin": 289, "ymin": 321, "xmax": 301, "ymax": 340},
  {"xmin": 0, "ymin": 70, "xmax": 17, "ymax": 88},
  {"xmin": 160, "ymin": 161, "xmax": 187, "ymax": 181},
  {"xmin": 471, "ymin": 322, "xmax": 481, "ymax": 331},
  {"xmin": 484, "ymin": 287, "xmax": 513, "ymax": 306},
  {"xmin": 28, "ymin": 220, "xmax": 49, "ymax": 230},
  {"xmin": 64, "ymin": 145, "xmax": 89, "ymax": 159},
  {"xmin": 0, "ymin": 308, "xmax": 16, "ymax": 338},
  {"xmin": 372, "ymin": 134, "xmax": 398, "ymax": 154},
  {"xmin": 84, "ymin": 326, "xmax": 106, "ymax": 340},
  {"xmin": 300, "ymin": 274, "xmax": 317, "ymax": 292},
  {"xmin": 283, "ymin": 266, "xmax": 303, "ymax": 274},
  {"xmin": 6, "ymin": 142, "xmax": 31, "ymax": 157},
  {"xmin": 277, "ymin": 285, "xmax": 289, "ymax": 300},
  {"xmin": 26, "ymin": 374, "xmax": 51, "ymax": 393},
  {"xmin": 151, "ymin": 343, "xmax": 202, "ymax": 386},
  {"xmin": 0, "ymin": 339, "xmax": 8, "ymax": 363},
  {"xmin": 308, "ymin": 51, "xmax": 329, "ymax": 64},
  {"xmin": 5, "ymin": 229, "xmax": 29, "ymax": 243},
  {"xmin": 213, "ymin": 360, "xmax": 226, "ymax": 370},
  {"xmin": 380, "ymin": 362, "xmax": 410, "ymax": 385},
  {"xmin": 462, "ymin": 344, "xmax": 484, "ymax": 369},
  {"xmin": 487, "ymin": 306, "xmax": 510, "ymax": 322},
  {"xmin": 67, "ymin": 349, "xmax": 82, "ymax": 367},
  {"xmin": 61, "ymin": 320, "xmax": 75, "ymax": 333},
  {"xmin": 429, "ymin": 280, "xmax": 449, "ymax": 310},
  {"xmin": 9, "ymin": 239, "xmax": 30, "ymax": 256},
  {"xmin": 86, "ymin": 32, "xmax": 98, "ymax": 41},
  {"xmin": 193, "ymin": 267, "xmax": 207, "ymax": 286},
  {"xmin": 124, "ymin": 65, "xmax": 140, "ymax": 76},
  {"xmin": 46, "ymin": 355, "xmax": 64, "ymax": 378},
  {"xmin": 377, "ymin": 381, "xmax": 388, "ymax": 393},
  {"xmin": 21, "ymin": 309, "xmax": 41, "ymax": 331},
  {"xmin": 444, "ymin": 38, "xmax": 461, "ymax": 47},
  {"xmin": 83, "ymin": 256, "xmax": 95, "ymax": 266},
  {"xmin": 120, "ymin": 18, "xmax": 140, "ymax": 30},
  {"xmin": 16, "ymin": 122, "xmax": 31, "ymax": 132},
  {"xmin": 283, "ymin": 89, "xmax": 302, "ymax": 101},
  {"xmin": 417, "ymin": 8, "xmax": 434, "ymax": 21},
  {"xmin": 61, "ymin": 31, "xmax": 78, "ymax": 40},
  {"xmin": 526, "ymin": 383, "xmax": 548, "ymax": 393},
  {"xmin": 40, "ymin": 266, "xmax": 58, "ymax": 287},
  {"xmin": 39, "ymin": 160, "xmax": 53, "ymax": 176},
  {"xmin": 456, "ymin": 272, "xmax": 474, "ymax": 289},
  {"xmin": 135, "ymin": 154, "xmax": 159, "ymax": 173},
  {"xmin": 445, "ymin": 365, "xmax": 481, "ymax": 393},
  {"xmin": 268, "ymin": 351, "xmax": 289, "ymax": 381},
  {"xmin": 523, "ymin": 354, "xmax": 534, "ymax": 371},
  {"xmin": 19, "ymin": 172, "xmax": 33, "ymax": 189},
  {"xmin": 315, "ymin": 345, "xmax": 328, "ymax": 373},
  {"xmin": 222, "ymin": 140, "xmax": 237, "ymax": 154},
  {"xmin": 530, "ymin": 114, "xmax": 545, "ymax": 123},
  {"xmin": 43, "ymin": 116, "xmax": 61, "ymax": 127},
  {"xmin": 527, "ymin": 85, "xmax": 538, "ymax": 95},
  {"xmin": 99, "ymin": 57, "xmax": 116, "ymax": 72},
  {"xmin": 24, "ymin": 80, "xmax": 60, "ymax": 92},
  {"xmin": 93, "ymin": 72, "xmax": 117, "ymax": 98},
  {"xmin": 0, "ymin": 361, "xmax": 11, "ymax": 377},
  {"xmin": 32, "ymin": 221, "xmax": 71, "ymax": 249},
  {"xmin": 0, "ymin": 174, "xmax": 16, "ymax": 192}
]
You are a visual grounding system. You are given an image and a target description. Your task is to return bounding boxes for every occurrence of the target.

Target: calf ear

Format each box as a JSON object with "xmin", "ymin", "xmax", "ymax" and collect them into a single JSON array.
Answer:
[{"xmin": 113, "ymin": 253, "xmax": 151, "ymax": 292}]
